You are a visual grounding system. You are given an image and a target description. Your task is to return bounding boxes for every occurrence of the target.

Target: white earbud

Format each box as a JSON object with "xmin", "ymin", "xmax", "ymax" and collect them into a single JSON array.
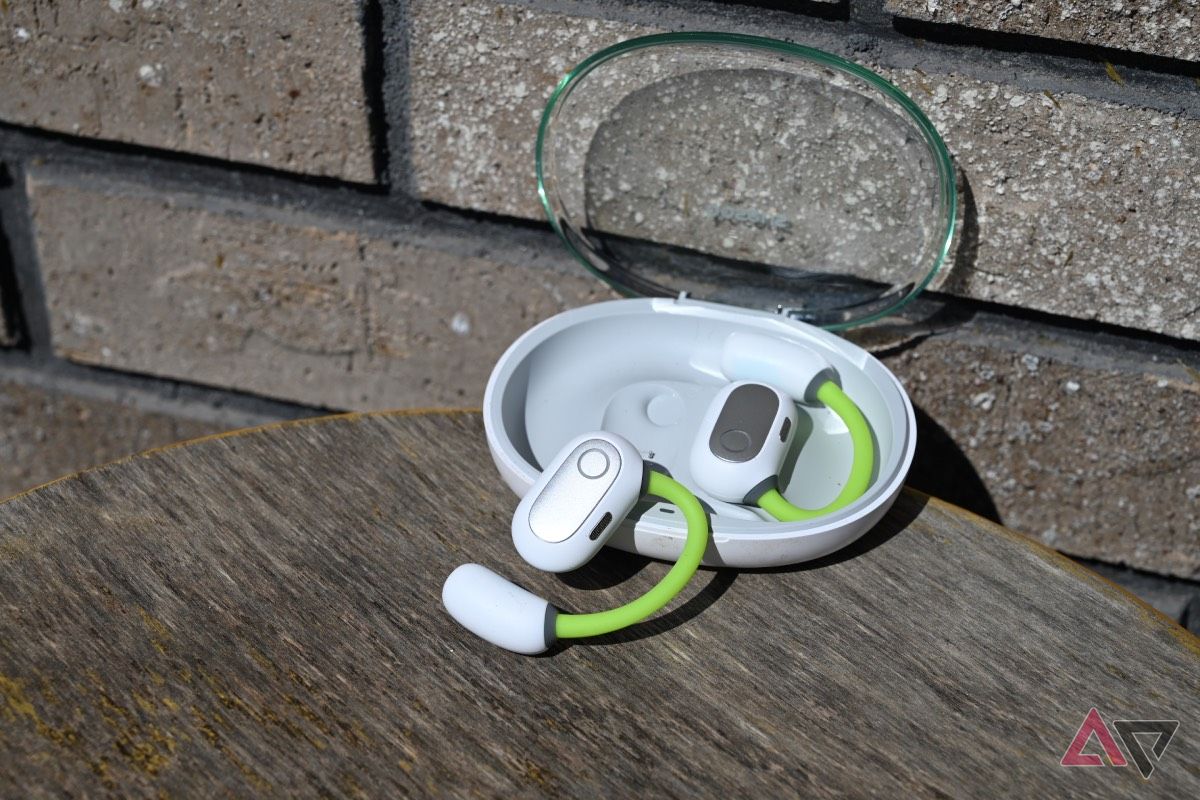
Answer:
[
  {"xmin": 695, "ymin": 334, "xmax": 873, "ymax": 518},
  {"xmin": 442, "ymin": 431, "xmax": 646, "ymax": 654},
  {"xmin": 690, "ymin": 333, "xmax": 833, "ymax": 503},
  {"xmin": 512, "ymin": 432, "xmax": 644, "ymax": 573},
  {"xmin": 689, "ymin": 380, "xmax": 798, "ymax": 504}
]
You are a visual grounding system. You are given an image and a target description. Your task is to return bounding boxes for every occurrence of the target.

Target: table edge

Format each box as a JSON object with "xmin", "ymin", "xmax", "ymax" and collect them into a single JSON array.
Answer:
[{"xmin": 2, "ymin": 406, "xmax": 1194, "ymax": 653}]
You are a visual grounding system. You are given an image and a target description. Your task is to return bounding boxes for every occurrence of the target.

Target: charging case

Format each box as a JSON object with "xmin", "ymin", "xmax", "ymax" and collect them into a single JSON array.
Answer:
[{"xmin": 482, "ymin": 34, "xmax": 957, "ymax": 568}]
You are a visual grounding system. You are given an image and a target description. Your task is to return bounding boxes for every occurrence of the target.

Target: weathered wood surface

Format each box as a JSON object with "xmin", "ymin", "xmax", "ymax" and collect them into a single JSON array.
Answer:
[{"xmin": 0, "ymin": 410, "xmax": 1196, "ymax": 798}]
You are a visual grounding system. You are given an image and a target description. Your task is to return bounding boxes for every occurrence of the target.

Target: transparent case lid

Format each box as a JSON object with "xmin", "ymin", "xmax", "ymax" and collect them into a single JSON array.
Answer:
[{"xmin": 537, "ymin": 33, "xmax": 957, "ymax": 329}]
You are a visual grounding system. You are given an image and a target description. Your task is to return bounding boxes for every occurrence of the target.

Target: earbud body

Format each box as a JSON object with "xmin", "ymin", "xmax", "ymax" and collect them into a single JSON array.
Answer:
[
  {"xmin": 690, "ymin": 381, "xmax": 798, "ymax": 504},
  {"xmin": 443, "ymin": 431, "xmax": 647, "ymax": 654},
  {"xmin": 512, "ymin": 432, "xmax": 644, "ymax": 573}
]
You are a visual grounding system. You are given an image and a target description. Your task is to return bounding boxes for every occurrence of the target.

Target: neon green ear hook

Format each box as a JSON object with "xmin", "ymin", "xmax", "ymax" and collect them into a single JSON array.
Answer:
[
  {"xmin": 444, "ymin": 438, "xmax": 711, "ymax": 654},
  {"xmin": 757, "ymin": 380, "xmax": 874, "ymax": 522},
  {"xmin": 554, "ymin": 471, "xmax": 708, "ymax": 640}
]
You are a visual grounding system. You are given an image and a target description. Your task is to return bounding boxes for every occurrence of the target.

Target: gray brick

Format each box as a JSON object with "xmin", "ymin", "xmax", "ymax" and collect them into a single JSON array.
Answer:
[
  {"xmin": 887, "ymin": 71, "xmax": 1200, "ymax": 341},
  {"xmin": 406, "ymin": 0, "xmax": 1200, "ymax": 340},
  {"xmin": 408, "ymin": 0, "xmax": 652, "ymax": 214},
  {"xmin": 27, "ymin": 169, "xmax": 612, "ymax": 410},
  {"xmin": 0, "ymin": 1, "xmax": 375, "ymax": 182},
  {"xmin": 0, "ymin": 379, "xmax": 220, "ymax": 500},
  {"xmin": 879, "ymin": 334, "xmax": 1200, "ymax": 580},
  {"xmin": 886, "ymin": 0, "xmax": 1200, "ymax": 64}
]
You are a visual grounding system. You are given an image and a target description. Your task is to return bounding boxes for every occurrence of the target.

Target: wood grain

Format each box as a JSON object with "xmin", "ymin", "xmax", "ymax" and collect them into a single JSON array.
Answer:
[{"xmin": 0, "ymin": 410, "xmax": 1196, "ymax": 798}]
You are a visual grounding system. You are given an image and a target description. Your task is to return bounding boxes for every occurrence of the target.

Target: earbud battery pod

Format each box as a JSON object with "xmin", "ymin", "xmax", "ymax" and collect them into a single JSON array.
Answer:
[{"xmin": 482, "ymin": 33, "xmax": 956, "ymax": 568}]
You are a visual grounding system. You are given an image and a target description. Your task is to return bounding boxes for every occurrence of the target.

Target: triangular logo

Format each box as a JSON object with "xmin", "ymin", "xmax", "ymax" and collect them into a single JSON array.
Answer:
[
  {"xmin": 1060, "ymin": 708, "xmax": 1128, "ymax": 767},
  {"xmin": 1113, "ymin": 720, "xmax": 1180, "ymax": 780}
]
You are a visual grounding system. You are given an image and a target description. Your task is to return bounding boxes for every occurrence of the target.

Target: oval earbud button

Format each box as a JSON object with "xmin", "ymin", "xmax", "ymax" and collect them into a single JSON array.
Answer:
[
  {"xmin": 577, "ymin": 448, "xmax": 610, "ymax": 479},
  {"xmin": 707, "ymin": 383, "xmax": 779, "ymax": 463},
  {"xmin": 527, "ymin": 439, "xmax": 623, "ymax": 543},
  {"xmin": 719, "ymin": 429, "xmax": 752, "ymax": 454}
]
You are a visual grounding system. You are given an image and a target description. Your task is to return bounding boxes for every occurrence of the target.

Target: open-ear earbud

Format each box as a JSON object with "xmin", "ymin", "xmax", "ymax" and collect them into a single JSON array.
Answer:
[
  {"xmin": 696, "ymin": 332, "xmax": 876, "ymax": 520},
  {"xmin": 690, "ymin": 381, "xmax": 798, "ymax": 504},
  {"xmin": 442, "ymin": 432, "xmax": 709, "ymax": 655},
  {"xmin": 512, "ymin": 432, "xmax": 644, "ymax": 573}
]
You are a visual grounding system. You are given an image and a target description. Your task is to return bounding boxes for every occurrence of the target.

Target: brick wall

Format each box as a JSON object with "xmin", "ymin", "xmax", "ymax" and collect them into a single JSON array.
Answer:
[{"xmin": 1, "ymin": 1, "xmax": 1197, "ymax": 624}]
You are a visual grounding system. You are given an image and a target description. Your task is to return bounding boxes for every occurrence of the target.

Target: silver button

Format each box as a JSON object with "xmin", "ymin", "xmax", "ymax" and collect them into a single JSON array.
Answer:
[
  {"xmin": 719, "ymin": 429, "xmax": 752, "ymax": 454},
  {"xmin": 577, "ymin": 448, "xmax": 611, "ymax": 479}
]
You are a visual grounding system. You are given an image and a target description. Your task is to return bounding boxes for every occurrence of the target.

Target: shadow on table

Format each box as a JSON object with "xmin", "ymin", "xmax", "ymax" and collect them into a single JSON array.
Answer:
[
  {"xmin": 551, "ymin": 545, "xmax": 738, "ymax": 648},
  {"xmin": 749, "ymin": 489, "xmax": 927, "ymax": 575},
  {"xmin": 906, "ymin": 404, "xmax": 1002, "ymax": 526}
]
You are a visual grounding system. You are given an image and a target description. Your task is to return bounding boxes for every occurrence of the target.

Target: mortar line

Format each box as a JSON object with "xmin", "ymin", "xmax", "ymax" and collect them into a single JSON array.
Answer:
[
  {"xmin": 0, "ymin": 160, "xmax": 53, "ymax": 355},
  {"xmin": 0, "ymin": 348, "xmax": 326, "ymax": 428},
  {"xmin": 378, "ymin": 0, "xmax": 418, "ymax": 195},
  {"xmin": 360, "ymin": 0, "xmax": 392, "ymax": 187}
]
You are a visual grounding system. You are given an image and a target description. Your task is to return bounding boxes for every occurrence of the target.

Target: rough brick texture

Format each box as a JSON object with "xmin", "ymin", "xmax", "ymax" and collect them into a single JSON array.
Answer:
[
  {"xmin": 883, "ymin": 334, "xmax": 1200, "ymax": 580},
  {"xmin": 0, "ymin": 380, "xmax": 218, "ymax": 500},
  {"xmin": 27, "ymin": 170, "xmax": 612, "ymax": 410},
  {"xmin": 407, "ymin": 0, "xmax": 650, "ymax": 214},
  {"xmin": 408, "ymin": 0, "xmax": 650, "ymax": 217},
  {"xmin": 887, "ymin": 72, "xmax": 1200, "ymax": 341},
  {"xmin": 887, "ymin": 0, "xmax": 1200, "ymax": 63},
  {"xmin": 0, "ymin": 1, "xmax": 375, "ymax": 182},
  {"xmin": 407, "ymin": 0, "xmax": 1200, "ymax": 340}
]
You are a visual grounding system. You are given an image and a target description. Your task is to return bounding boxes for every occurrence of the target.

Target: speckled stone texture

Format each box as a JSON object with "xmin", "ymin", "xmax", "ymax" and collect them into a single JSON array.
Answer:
[
  {"xmin": 408, "ymin": 0, "xmax": 654, "ymax": 215},
  {"xmin": 0, "ymin": 380, "xmax": 218, "ymax": 500},
  {"xmin": 27, "ymin": 169, "xmax": 612, "ymax": 410},
  {"xmin": 0, "ymin": 0, "xmax": 375, "ymax": 182},
  {"xmin": 886, "ymin": 0, "xmax": 1200, "ymax": 63},
  {"xmin": 882, "ymin": 335, "xmax": 1200, "ymax": 580},
  {"xmin": 406, "ymin": 0, "xmax": 1200, "ymax": 340},
  {"xmin": 882, "ymin": 71, "xmax": 1200, "ymax": 341}
]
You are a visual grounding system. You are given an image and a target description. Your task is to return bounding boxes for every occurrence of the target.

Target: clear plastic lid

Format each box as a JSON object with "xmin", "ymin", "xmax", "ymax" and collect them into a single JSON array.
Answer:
[{"xmin": 537, "ymin": 33, "xmax": 957, "ymax": 329}]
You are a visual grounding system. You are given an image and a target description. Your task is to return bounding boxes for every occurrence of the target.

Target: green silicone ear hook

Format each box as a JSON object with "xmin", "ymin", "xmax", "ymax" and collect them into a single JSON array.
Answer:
[
  {"xmin": 444, "ymin": 436, "xmax": 712, "ymax": 654},
  {"xmin": 757, "ymin": 381, "xmax": 874, "ymax": 522},
  {"xmin": 554, "ymin": 470, "xmax": 709, "ymax": 640}
]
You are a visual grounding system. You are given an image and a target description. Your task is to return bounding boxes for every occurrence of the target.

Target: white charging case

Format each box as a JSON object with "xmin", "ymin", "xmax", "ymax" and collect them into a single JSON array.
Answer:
[
  {"xmin": 481, "ymin": 34, "xmax": 956, "ymax": 568},
  {"xmin": 484, "ymin": 296, "xmax": 914, "ymax": 567}
]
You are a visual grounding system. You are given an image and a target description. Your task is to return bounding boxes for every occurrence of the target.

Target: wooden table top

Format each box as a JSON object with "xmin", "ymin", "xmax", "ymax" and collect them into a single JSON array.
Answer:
[{"xmin": 0, "ymin": 410, "xmax": 1196, "ymax": 798}]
